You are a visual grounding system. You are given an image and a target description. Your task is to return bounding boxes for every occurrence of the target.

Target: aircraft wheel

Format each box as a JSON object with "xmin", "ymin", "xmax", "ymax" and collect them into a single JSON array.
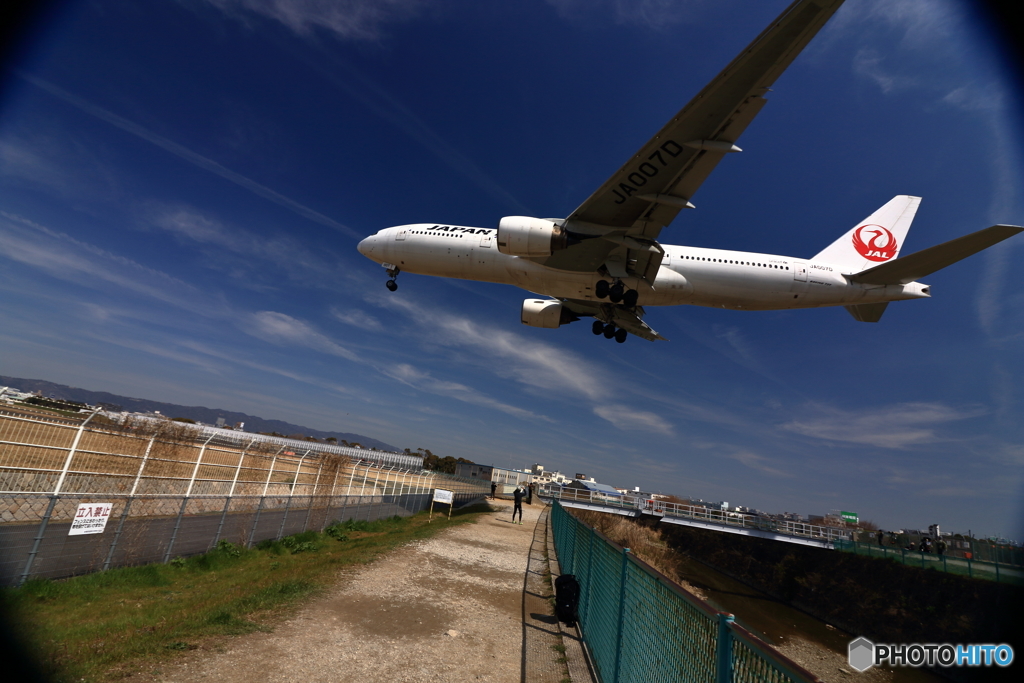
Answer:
[
  {"xmin": 614, "ymin": 329, "xmax": 628, "ymax": 344},
  {"xmin": 609, "ymin": 282, "xmax": 624, "ymax": 303},
  {"xmin": 591, "ymin": 320, "xmax": 604, "ymax": 335},
  {"xmin": 385, "ymin": 280, "xmax": 398, "ymax": 292},
  {"xmin": 595, "ymin": 280, "xmax": 610, "ymax": 299},
  {"xmin": 622, "ymin": 289, "xmax": 638, "ymax": 308},
  {"xmin": 603, "ymin": 323, "xmax": 616, "ymax": 339}
]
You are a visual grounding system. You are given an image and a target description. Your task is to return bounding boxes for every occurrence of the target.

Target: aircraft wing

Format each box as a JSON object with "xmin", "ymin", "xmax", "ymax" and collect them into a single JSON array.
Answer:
[{"xmin": 542, "ymin": 0, "xmax": 845, "ymax": 274}]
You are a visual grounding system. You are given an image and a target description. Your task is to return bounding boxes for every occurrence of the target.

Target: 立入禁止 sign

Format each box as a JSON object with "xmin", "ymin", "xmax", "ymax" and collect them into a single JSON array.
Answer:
[{"xmin": 69, "ymin": 503, "xmax": 113, "ymax": 535}]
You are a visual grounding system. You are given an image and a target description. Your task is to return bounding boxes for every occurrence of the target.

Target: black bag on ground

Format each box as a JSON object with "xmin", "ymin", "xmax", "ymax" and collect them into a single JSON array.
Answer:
[{"xmin": 554, "ymin": 574, "xmax": 580, "ymax": 627}]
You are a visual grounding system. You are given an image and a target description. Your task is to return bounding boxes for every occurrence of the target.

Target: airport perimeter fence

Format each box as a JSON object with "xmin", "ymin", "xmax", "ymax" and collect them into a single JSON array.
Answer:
[
  {"xmin": 0, "ymin": 411, "xmax": 489, "ymax": 586},
  {"xmin": 834, "ymin": 539, "xmax": 1024, "ymax": 586},
  {"xmin": 550, "ymin": 501, "xmax": 820, "ymax": 683}
]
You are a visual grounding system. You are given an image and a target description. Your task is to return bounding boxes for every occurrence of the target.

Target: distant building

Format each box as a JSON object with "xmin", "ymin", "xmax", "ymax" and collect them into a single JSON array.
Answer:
[
  {"xmin": 528, "ymin": 467, "xmax": 569, "ymax": 484},
  {"xmin": 454, "ymin": 463, "xmax": 494, "ymax": 481},
  {"xmin": 565, "ymin": 480, "xmax": 622, "ymax": 498},
  {"xmin": 455, "ymin": 464, "xmax": 530, "ymax": 486}
]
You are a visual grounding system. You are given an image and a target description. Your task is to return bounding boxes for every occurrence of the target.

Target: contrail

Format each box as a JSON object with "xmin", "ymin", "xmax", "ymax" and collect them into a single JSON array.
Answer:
[{"xmin": 17, "ymin": 72, "xmax": 360, "ymax": 239}]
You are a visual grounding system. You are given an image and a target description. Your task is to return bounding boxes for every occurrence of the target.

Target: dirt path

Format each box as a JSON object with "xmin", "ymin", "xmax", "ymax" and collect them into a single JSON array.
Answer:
[{"xmin": 147, "ymin": 502, "xmax": 566, "ymax": 683}]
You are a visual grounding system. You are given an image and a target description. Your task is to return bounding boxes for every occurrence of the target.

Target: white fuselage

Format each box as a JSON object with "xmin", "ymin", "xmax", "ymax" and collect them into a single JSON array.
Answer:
[{"xmin": 357, "ymin": 224, "xmax": 931, "ymax": 310}]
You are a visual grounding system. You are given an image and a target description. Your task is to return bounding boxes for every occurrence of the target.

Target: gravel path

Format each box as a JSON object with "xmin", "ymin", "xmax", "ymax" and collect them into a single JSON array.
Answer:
[{"xmin": 147, "ymin": 502, "xmax": 565, "ymax": 683}]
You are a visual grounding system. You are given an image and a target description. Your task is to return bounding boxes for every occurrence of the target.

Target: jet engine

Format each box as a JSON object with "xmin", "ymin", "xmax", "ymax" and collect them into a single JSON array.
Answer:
[
  {"xmin": 497, "ymin": 216, "xmax": 568, "ymax": 257},
  {"xmin": 521, "ymin": 299, "xmax": 578, "ymax": 328}
]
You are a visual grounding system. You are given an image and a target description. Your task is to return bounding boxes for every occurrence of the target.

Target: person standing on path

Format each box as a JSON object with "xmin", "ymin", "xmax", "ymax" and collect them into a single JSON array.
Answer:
[
  {"xmin": 491, "ymin": 481, "xmax": 497, "ymax": 499},
  {"xmin": 512, "ymin": 485, "xmax": 524, "ymax": 524}
]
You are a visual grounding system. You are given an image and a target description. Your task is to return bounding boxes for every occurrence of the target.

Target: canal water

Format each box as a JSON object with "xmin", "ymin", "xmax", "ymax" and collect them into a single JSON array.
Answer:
[{"xmin": 674, "ymin": 554, "xmax": 945, "ymax": 683}]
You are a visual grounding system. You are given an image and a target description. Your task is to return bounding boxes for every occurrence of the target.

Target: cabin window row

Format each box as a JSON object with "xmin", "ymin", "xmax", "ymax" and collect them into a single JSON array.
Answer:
[{"xmin": 677, "ymin": 255, "xmax": 788, "ymax": 270}]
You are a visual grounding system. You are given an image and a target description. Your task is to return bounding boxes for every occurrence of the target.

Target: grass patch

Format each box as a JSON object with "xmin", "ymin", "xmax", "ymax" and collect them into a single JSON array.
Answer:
[{"xmin": 2, "ymin": 504, "xmax": 492, "ymax": 682}]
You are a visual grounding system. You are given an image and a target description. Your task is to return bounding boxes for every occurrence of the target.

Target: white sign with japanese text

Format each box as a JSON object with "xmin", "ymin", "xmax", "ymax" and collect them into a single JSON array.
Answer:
[
  {"xmin": 432, "ymin": 489, "xmax": 453, "ymax": 504},
  {"xmin": 68, "ymin": 503, "xmax": 113, "ymax": 535}
]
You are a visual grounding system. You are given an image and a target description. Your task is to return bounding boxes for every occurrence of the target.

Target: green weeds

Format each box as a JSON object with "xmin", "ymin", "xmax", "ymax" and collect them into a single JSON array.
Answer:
[{"xmin": 3, "ymin": 504, "xmax": 492, "ymax": 683}]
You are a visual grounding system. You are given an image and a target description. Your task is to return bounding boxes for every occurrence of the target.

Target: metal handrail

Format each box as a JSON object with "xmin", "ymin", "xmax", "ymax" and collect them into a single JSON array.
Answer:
[{"xmin": 540, "ymin": 485, "xmax": 853, "ymax": 544}]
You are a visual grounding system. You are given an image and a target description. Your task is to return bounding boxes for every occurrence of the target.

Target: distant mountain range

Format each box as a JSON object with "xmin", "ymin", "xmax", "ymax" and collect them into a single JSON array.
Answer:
[{"xmin": 0, "ymin": 376, "xmax": 399, "ymax": 452}]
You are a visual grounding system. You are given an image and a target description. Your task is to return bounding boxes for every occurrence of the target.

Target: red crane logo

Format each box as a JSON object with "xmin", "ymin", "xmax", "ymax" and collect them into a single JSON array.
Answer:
[{"xmin": 852, "ymin": 224, "xmax": 898, "ymax": 262}]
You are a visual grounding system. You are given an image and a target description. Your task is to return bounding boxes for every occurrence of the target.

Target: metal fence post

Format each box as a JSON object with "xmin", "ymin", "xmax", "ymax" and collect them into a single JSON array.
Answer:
[
  {"xmin": 359, "ymin": 464, "xmax": 371, "ymax": 521},
  {"xmin": 248, "ymin": 447, "xmax": 282, "ymax": 548},
  {"xmin": 277, "ymin": 451, "xmax": 309, "ymax": 540},
  {"xmin": 612, "ymin": 547, "xmax": 631, "ymax": 683},
  {"xmin": 321, "ymin": 459, "xmax": 342, "ymax": 532},
  {"xmin": 302, "ymin": 460, "xmax": 324, "ymax": 532},
  {"xmin": 164, "ymin": 433, "xmax": 214, "ymax": 563},
  {"xmin": 20, "ymin": 409, "xmax": 100, "ymax": 585},
  {"xmin": 716, "ymin": 613, "xmax": 736, "ymax": 683},
  {"xmin": 584, "ymin": 525, "xmax": 595, "ymax": 624},
  {"xmin": 213, "ymin": 438, "xmax": 254, "ymax": 548},
  {"xmin": 339, "ymin": 459, "xmax": 358, "ymax": 522},
  {"xmin": 103, "ymin": 434, "xmax": 156, "ymax": 570}
]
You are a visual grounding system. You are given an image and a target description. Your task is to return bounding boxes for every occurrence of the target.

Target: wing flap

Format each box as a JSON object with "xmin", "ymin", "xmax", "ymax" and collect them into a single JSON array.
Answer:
[
  {"xmin": 562, "ymin": 299, "xmax": 666, "ymax": 341},
  {"xmin": 849, "ymin": 225, "xmax": 1023, "ymax": 285}
]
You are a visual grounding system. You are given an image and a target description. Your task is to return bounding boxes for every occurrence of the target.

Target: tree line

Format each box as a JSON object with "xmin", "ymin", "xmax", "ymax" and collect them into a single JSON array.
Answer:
[{"xmin": 404, "ymin": 448, "xmax": 474, "ymax": 474}]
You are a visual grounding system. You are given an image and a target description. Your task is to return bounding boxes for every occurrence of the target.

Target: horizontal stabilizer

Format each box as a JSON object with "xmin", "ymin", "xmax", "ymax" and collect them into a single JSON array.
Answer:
[
  {"xmin": 845, "ymin": 302, "xmax": 888, "ymax": 322},
  {"xmin": 850, "ymin": 224, "xmax": 1023, "ymax": 285}
]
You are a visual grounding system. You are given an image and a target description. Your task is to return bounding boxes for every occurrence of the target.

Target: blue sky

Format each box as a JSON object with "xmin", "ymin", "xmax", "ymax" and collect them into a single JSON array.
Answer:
[{"xmin": 1, "ymin": 0, "xmax": 1022, "ymax": 538}]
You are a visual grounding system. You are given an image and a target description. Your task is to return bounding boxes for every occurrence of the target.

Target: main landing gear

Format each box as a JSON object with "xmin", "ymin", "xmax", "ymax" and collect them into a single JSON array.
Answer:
[
  {"xmin": 384, "ymin": 265, "xmax": 400, "ymax": 291},
  {"xmin": 595, "ymin": 279, "xmax": 638, "ymax": 308},
  {"xmin": 592, "ymin": 320, "xmax": 628, "ymax": 344}
]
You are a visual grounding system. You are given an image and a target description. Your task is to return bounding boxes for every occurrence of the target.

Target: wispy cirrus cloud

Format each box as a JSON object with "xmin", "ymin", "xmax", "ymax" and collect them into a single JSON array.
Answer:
[
  {"xmin": 243, "ymin": 311, "xmax": 361, "ymax": 361},
  {"xmin": 780, "ymin": 402, "xmax": 985, "ymax": 449},
  {"xmin": 379, "ymin": 295, "xmax": 682, "ymax": 434},
  {"xmin": 148, "ymin": 205, "xmax": 354, "ymax": 287},
  {"xmin": 331, "ymin": 307, "xmax": 384, "ymax": 332},
  {"xmin": 725, "ymin": 449, "xmax": 791, "ymax": 478},
  {"xmin": 0, "ymin": 211, "xmax": 225, "ymax": 316},
  {"xmin": 381, "ymin": 295, "xmax": 605, "ymax": 400},
  {"xmin": 15, "ymin": 72, "xmax": 358, "ymax": 238},
  {"xmin": 382, "ymin": 363, "xmax": 548, "ymax": 420},
  {"xmin": 202, "ymin": 0, "xmax": 425, "ymax": 42},
  {"xmin": 545, "ymin": 0, "xmax": 703, "ymax": 30},
  {"xmin": 593, "ymin": 404, "xmax": 673, "ymax": 435},
  {"xmin": 202, "ymin": 1, "xmax": 528, "ymax": 213}
]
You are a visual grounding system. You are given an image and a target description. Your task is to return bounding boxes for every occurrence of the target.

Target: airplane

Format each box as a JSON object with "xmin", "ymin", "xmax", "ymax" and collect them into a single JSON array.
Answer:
[{"xmin": 356, "ymin": 0, "xmax": 1022, "ymax": 344}]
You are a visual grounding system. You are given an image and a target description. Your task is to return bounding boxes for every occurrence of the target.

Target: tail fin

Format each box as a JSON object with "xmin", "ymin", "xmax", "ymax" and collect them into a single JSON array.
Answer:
[{"xmin": 813, "ymin": 196, "xmax": 921, "ymax": 272}]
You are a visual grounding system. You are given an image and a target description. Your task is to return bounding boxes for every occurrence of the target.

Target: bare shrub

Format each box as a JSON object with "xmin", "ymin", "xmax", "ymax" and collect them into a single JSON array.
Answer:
[{"xmin": 572, "ymin": 510, "xmax": 682, "ymax": 583}]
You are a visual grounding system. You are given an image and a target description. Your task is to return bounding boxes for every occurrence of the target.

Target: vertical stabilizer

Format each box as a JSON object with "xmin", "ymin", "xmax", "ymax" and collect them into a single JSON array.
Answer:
[{"xmin": 813, "ymin": 196, "xmax": 921, "ymax": 272}]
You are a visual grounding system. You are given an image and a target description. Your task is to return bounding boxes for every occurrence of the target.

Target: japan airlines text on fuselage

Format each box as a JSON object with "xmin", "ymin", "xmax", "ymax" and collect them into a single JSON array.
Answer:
[{"xmin": 356, "ymin": 223, "xmax": 930, "ymax": 311}]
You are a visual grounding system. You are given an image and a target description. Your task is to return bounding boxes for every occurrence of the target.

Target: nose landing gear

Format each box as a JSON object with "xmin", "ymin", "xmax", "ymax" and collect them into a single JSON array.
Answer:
[{"xmin": 384, "ymin": 264, "xmax": 400, "ymax": 291}]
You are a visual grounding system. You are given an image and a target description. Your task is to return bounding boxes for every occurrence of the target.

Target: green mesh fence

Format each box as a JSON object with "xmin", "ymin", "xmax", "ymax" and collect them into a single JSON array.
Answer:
[
  {"xmin": 834, "ymin": 539, "xmax": 1024, "ymax": 585},
  {"xmin": 550, "ymin": 502, "xmax": 819, "ymax": 683}
]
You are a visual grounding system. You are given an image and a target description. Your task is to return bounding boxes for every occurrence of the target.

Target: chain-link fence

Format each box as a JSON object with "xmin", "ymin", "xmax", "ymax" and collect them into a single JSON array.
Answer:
[
  {"xmin": 0, "ymin": 412, "xmax": 488, "ymax": 586},
  {"xmin": 550, "ymin": 501, "xmax": 820, "ymax": 683},
  {"xmin": 834, "ymin": 540, "xmax": 1024, "ymax": 585}
]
